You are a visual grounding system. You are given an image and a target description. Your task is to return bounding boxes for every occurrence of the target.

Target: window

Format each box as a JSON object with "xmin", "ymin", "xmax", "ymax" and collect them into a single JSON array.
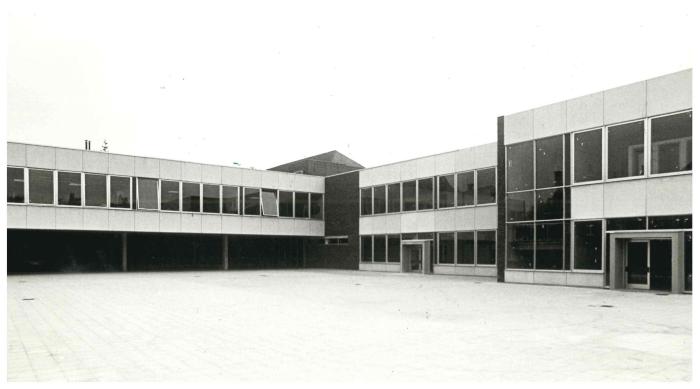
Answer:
[
  {"xmin": 534, "ymin": 222, "xmax": 562, "ymax": 270},
  {"xmin": 261, "ymin": 189, "xmax": 278, "ymax": 216},
  {"xmin": 507, "ymin": 223, "xmax": 534, "ymax": 269},
  {"xmin": 651, "ymin": 111, "xmax": 692, "ymax": 174},
  {"xmin": 110, "ymin": 176, "xmax": 131, "ymax": 208},
  {"xmin": 574, "ymin": 220, "xmax": 602, "ymax": 270},
  {"xmin": 387, "ymin": 183, "xmax": 401, "ymax": 213},
  {"xmin": 222, "ymin": 186, "xmax": 239, "ymax": 214},
  {"xmin": 506, "ymin": 141, "xmax": 533, "ymax": 192},
  {"xmin": 606, "ymin": 217, "xmax": 646, "ymax": 231},
  {"xmin": 360, "ymin": 188, "xmax": 372, "ymax": 215},
  {"xmin": 324, "ymin": 236, "xmax": 349, "ymax": 245},
  {"xmin": 506, "ymin": 191, "xmax": 534, "ymax": 221},
  {"xmin": 310, "ymin": 193, "xmax": 323, "ymax": 220},
  {"xmin": 607, "ymin": 121, "xmax": 645, "ymax": 179},
  {"xmin": 182, "ymin": 183, "xmax": 201, "ymax": 212},
  {"xmin": 244, "ymin": 187, "xmax": 261, "ymax": 215},
  {"xmin": 535, "ymin": 136, "xmax": 563, "ymax": 188},
  {"xmin": 373, "ymin": 235, "xmax": 386, "ymax": 262},
  {"xmin": 202, "ymin": 184, "xmax": 220, "ymax": 213},
  {"xmin": 476, "ymin": 168, "xmax": 496, "ymax": 205},
  {"xmin": 84, "ymin": 174, "xmax": 106, "ymax": 207},
  {"xmin": 160, "ymin": 180, "xmax": 180, "ymax": 211},
  {"xmin": 373, "ymin": 185, "xmax": 386, "ymax": 214},
  {"xmin": 402, "ymin": 181, "xmax": 416, "ymax": 212},
  {"xmin": 29, "ymin": 169, "xmax": 54, "ymax": 205},
  {"xmin": 457, "ymin": 231, "xmax": 474, "ymax": 264},
  {"xmin": 137, "ymin": 178, "xmax": 158, "ymax": 210},
  {"xmin": 476, "ymin": 231, "xmax": 496, "ymax": 265},
  {"xmin": 7, "ymin": 167, "xmax": 24, "ymax": 203},
  {"xmin": 438, "ymin": 232, "xmax": 455, "ymax": 264},
  {"xmin": 388, "ymin": 235, "xmax": 401, "ymax": 262},
  {"xmin": 295, "ymin": 192, "xmax": 309, "ymax": 218},
  {"xmin": 535, "ymin": 188, "xmax": 563, "ymax": 220},
  {"xmin": 648, "ymin": 214, "xmax": 692, "ymax": 230},
  {"xmin": 456, "ymin": 171, "xmax": 474, "ymax": 206},
  {"xmin": 279, "ymin": 191, "xmax": 293, "ymax": 217},
  {"xmin": 418, "ymin": 178, "xmax": 433, "ymax": 210},
  {"xmin": 438, "ymin": 174, "xmax": 455, "ymax": 208},
  {"xmin": 574, "ymin": 129, "xmax": 602, "ymax": 183},
  {"xmin": 361, "ymin": 236, "xmax": 372, "ymax": 262},
  {"xmin": 57, "ymin": 172, "xmax": 81, "ymax": 206}
]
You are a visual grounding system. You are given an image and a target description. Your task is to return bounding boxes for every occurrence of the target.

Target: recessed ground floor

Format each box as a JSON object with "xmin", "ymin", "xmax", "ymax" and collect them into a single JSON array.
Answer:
[{"xmin": 6, "ymin": 270, "xmax": 691, "ymax": 382}]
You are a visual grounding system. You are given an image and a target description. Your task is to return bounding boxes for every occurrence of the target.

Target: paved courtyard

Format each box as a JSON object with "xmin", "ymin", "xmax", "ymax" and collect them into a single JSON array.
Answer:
[{"xmin": 6, "ymin": 270, "xmax": 692, "ymax": 382}]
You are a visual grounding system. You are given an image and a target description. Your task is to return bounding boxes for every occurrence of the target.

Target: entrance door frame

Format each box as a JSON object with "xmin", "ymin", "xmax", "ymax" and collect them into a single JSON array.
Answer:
[
  {"xmin": 401, "ymin": 239, "xmax": 431, "ymax": 274},
  {"xmin": 626, "ymin": 239, "xmax": 650, "ymax": 290},
  {"xmin": 609, "ymin": 230, "xmax": 686, "ymax": 293}
]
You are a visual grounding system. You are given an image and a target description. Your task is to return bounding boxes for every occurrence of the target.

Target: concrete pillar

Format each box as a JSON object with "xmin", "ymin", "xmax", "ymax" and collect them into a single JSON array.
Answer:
[
  {"xmin": 121, "ymin": 232, "xmax": 128, "ymax": 272},
  {"xmin": 422, "ymin": 241, "xmax": 431, "ymax": 275},
  {"xmin": 671, "ymin": 232, "xmax": 685, "ymax": 294},
  {"xmin": 222, "ymin": 235, "xmax": 229, "ymax": 270},
  {"xmin": 609, "ymin": 237, "xmax": 625, "ymax": 290}
]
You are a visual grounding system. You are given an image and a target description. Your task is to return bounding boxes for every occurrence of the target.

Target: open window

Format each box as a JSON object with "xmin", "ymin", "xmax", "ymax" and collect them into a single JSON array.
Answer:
[{"xmin": 261, "ymin": 189, "xmax": 279, "ymax": 216}]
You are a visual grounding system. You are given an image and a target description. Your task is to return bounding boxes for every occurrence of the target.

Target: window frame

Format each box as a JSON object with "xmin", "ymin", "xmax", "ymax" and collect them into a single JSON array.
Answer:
[
  {"xmin": 605, "ymin": 118, "xmax": 646, "ymax": 182},
  {"xmin": 159, "ymin": 180, "xmax": 181, "ymax": 212},
  {"xmin": 437, "ymin": 173, "xmax": 456, "ymax": 209},
  {"xmin": 476, "ymin": 229, "xmax": 497, "ymax": 266},
  {"xmin": 135, "ymin": 177, "xmax": 160, "ymax": 210},
  {"xmin": 181, "ymin": 181, "xmax": 202, "ymax": 213},
  {"xmin": 202, "ymin": 183, "xmax": 222, "ymax": 214},
  {"xmin": 7, "ymin": 166, "xmax": 27, "ymax": 204},
  {"xmin": 571, "ymin": 126, "xmax": 604, "ymax": 186},
  {"xmin": 278, "ymin": 190, "xmax": 294, "ymax": 218},
  {"xmin": 648, "ymin": 109, "xmax": 693, "ymax": 178},
  {"xmin": 221, "ymin": 185, "xmax": 240, "ymax": 215},
  {"xmin": 27, "ymin": 168, "xmax": 56, "ymax": 206},
  {"xmin": 83, "ymin": 173, "xmax": 108, "ymax": 208},
  {"xmin": 243, "ymin": 187, "xmax": 262, "ymax": 216},
  {"xmin": 437, "ymin": 232, "xmax": 456, "ymax": 265},
  {"xmin": 260, "ymin": 188, "xmax": 279, "ymax": 217},
  {"xmin": 571, "ymin": 219, "xmax": 606, "ymax": 273},
  {"xmin": 475, "ymin": 167, "xmax": 497, "ymax": 206},
  {"xmin": 108, "ymin": 175, "xmax": 132, "ymax": 209}
]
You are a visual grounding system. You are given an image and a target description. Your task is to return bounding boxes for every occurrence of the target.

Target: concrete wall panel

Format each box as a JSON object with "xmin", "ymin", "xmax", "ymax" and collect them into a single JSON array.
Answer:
[
  {"xmin": 384, "ymin": 214, "xmax": 401, "ymax": 234},
  {"xmin": 134, "ymin": 157, "xmax": 159, "ymax": 178},
  {"xmin": 435, "ymin": 210, "xmax": 456, "ymax": 232},
  {"xmin": 472, "ymin": 143, "xmax": 497, "ymax": 168},
  {"xmin": 454, "ymin": 148, "xmax": 476, "ymax": 172},
  {"xmin": 221, "ymin": 215, "xmax": 242, "ymax": 234},
  {"xmin": 260, "ymin": 218, "xmax": 279, "ymax": 235},
  {"xmin": 293, "ymin": 219, "xmax": 310, "ymax": 235},
  {"xmin": 434, "ymin": 152, "xmax": 456, "ymax": 176},
  {"xmin": 221, "ymin": 167, "xmax": 243, "ymax": 186},
  {"xmin": 240, "ymin": 170, "xmax": 262, "ymax": 188},
  {"xmin": 566, "ymin": 92, "xmax": 604, "ymax": 132},
  {"xmin": 108, "ymin": 210, "xmax": 134, "ymax": 231},
  {"xmin": 646, "ymin": 175, "xmax": 692, "ymax": 216},
  {"xmin": 7, "ymin": 205, "xmax": 27, "ymax": 228},
  {"xmin": 647, "ymin": 69, "xmax": 692, "ymax": 117},
  {"xmin": 533, "ymin": 102, "xmax": 566, "ymax": 139},
  {"xmin": 158, "ymin": 213, "xmax": 181, "ymax": 233},
  {"xmin": 159, "ymin": 160, "xmax": 182, "ymax": 180},
  {"xmin": 241, "ymin": 217, "xmax": 262, "ymax": 234},
  {"xmin": 359, "ymin": 217, "xmax": 373, "ymax": 235},
  {"xmin": 474, "ymin": 266, "xmax": 497, "ymax": 277},
  {"xmin": 83, "ymin": 151, "xmax": 108, "ymax": 174},
  {"xmin": 603, "ymin": 180, "xmax": 646, "ymax": 218},
  {"xmin": 571, "ymin": 184, "xmax": 604, "ymax": 219},
  {"xmin": 201, "ymin": 214, "xmax": 222, "ymax": 234},
  {"xmin": 416, "ymin": 156, "xmax": 436, "ymax": 178},
  {"xmin": 181, "ymin": 162, "xmax": 202, "ymax": 183},
  {"xmin": 83, "ymin": 208, "xmax": 109, "ymax": 231},
  {"xmin": 533, "ymin": 271, "xmax": 567, "ymax": 286},
  {"xmin": 504, "ymin": 270, "xmax": 534, "ymax": 284},
  {"xmin": 201, "ymin": 165, "xmax": 222, "ymax": 184},
  {"xmin": 400, "ymin": 213, "xmax": 418, "ymax": 233},
  {"xmin": 26, "ymin": 145, "xmax": 56, "ymax": 169},
  {"xmin": 55, "ymin": 207, "xmax": 84, "ymax": 230},
  {"xmin": 108, "ymin": 154, "xmax": 135, "ymax": 176},
  {"xmin": 414, "ymin": 212, "xmax": 435, "ymax": 232},
  {"xmin": 261, "ymin": 171, "xmax": 279, "ymax": 189},
  {"xmin": 604, "ymin": 81, "xmax": 646, "ymax": 124},
  {"xmin": 504, "ymin": 110, "xmax": 533, "ymax": 145},
  {"xmin": 7, "ymin": 143, "xmax": 26, "ymax": 166},
  {"xmin": 454, "ymin": 207, "xmax": 476, "ymax": 231},
  {"xmin": 26, "ymin": 206, "xmax": 56, "ymax": 229},
  {"xmin": 55, "ymin": 148, "xmax": 83, "ymax": 172},
  {"xmin": 277, "ymin": 173, "xmax": 295, "ymax": 191},
  {"xmin": 134, "ymin": 211, "xmax": 159, "ymax": 232},
  {"xmin": 309, "ymin": 220, "xmax": 325, "ymax": 236},
  {"xmin": 400, "ymin": 160, "xmax": 418, "ymax": 181},
  {"xmin": 181, "ymin": 213, "xmax": 202, "ymax": 233},
  {"xmin": 566, "ymin": 272, "xmax": 604, "ymax": 288},
  {"xmin": 474, "ymin": 206, "xmax": 497, "ymax": 230}
]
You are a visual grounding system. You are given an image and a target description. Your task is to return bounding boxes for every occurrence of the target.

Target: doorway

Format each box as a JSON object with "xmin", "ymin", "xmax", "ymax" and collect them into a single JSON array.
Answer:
[
  {"xmin": 626, "ymin": 239, "xmax": 672, "ymax": 291},
  {"xmin": 401, "ymin": 240, "xmax": 431, "ymax": 274}
]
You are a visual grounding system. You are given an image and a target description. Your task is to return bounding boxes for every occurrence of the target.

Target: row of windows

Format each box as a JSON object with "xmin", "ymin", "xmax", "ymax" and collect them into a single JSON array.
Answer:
[
  {"xmin": 437, "ymin": 230, "xmax": 496, "ymax": 265},
  {"xmin": 507, "ymin": 111, "xmax": 692, "ymax": 192},
  {"xmin": 506, "ymin": 187, "xmax": 570, "ymax": 222},
  {"xmin": 360, "ymin": 167, "xmax": 496, "ymax": 216},
  {"xmin": 7, "ymin": 167, "xmax": 323, "ymax": 219},
  {"xmin": 506, "ymin": 214, "xmax": 692, "ymax": 271}
]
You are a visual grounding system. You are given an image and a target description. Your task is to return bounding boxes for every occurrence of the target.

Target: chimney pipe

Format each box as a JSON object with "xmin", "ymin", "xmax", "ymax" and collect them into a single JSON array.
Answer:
[{"xmin": 84, "ymin": 140, "xmax": 91, "ymax": 150}]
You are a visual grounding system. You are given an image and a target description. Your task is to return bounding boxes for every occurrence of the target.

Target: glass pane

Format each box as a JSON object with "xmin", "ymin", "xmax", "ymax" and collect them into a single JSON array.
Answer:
[
  {"xmin": 137, "ymin": 178, "xmax": 158, "ymax": 209},
  {"xmin": 477, "ymin": 168, "xmax": 496, "ymax": 205},
  {"xmin": 507, "ymin": 223, "xmax": 534, "ymax": 269},
  {"xmin": 202, "ymin": 184, "xmax": 220, "ymax": 213},
  {"xmin": 110, "ymin": 176, "xmax": 131, "ymax": 208},
  {"xmin": 387, "ymin": 183, "xmax": 401, "ymax": 213},
  {"xmin": 627, "ymin": 241, "xmax": 648, "ymax": 284},
  {"xmin": 160, "ymin": 180, "xmax": 180, "ymax": 211},
  {"xmin": 507, "ymin": 191, "xmax": 534, "ymax": 221},
  {"xmin": 438, "ymin": 232, "xmax": 455, "ymax": 264},
  {"xmin": 536, "ymin": 188, "xmax": 563, "ymax": 220},
  {"xmin": 361, "ymin": 236, "xmax": 372, "ymax": 262},
  {"xmin": 244, "ymin": 188, "xmax": 260, "ymax": 215},
  {"xmin": 58, "ymin": 172, "xmax": 81, "ymax": 206},
  {"xmin": 457, "ymin": 231, "xmax": 474, "ymax": 264},
  {"xmin": 418, "ymin": 178, "xmax": 433, "ymax": 210},
  {"xmin": 261, "ymin": 189, "xmax": 278, "ymax": 216},
  {"xmin": 295, "ymin": 192, "xmax": 309, "ymax": 218},
  {"xmin": 310, "ymin": 193, "xmax": 323, "ymax": 220},
  {"xmin": 651, "ymin": 111, "xmax": 692, "ymax": 174},
  {"xmin": 506, "ymin": 141, "xmax": 533, "ymax": 192},
  {"xmin": 536, "ymin": 136, "xmax": 563, "ymax": 188},
  {"xmin": 279, "ymin": 191, "xmax": 293, "ymax": 217},
  {"xmin": 608, "ymin": 121, "xmax": 645, "ymax": 179},
  {"xmin": 685, "ymin": 232, "xmax": 692, "ymax": 291},
  {"xmin": 373, "ymin": 186, "xmax": 386, "ymax": 214},
  {"xmin": 535, "ymin": 222, "xmax": 563, "ymax": 270},
  {"xmin": 29, "ymin": 170, "xmax": 53, "ymax": 204},
  {"xmin": 438, "ymin": 175, "xmax": 455, "ymax": 208},
  {"xmin": 476, "ymin": 230, "xmax": 496, "ymax": 265},
  {"xmin": 373, "ymin": 235, "xmax": 386, "ymax": 262},
  {"xmin": 456, "ymin": 171, "xmax": 474, "ymax": 206},
  {"xmin": 222, "ymin": 186, "xmax": 239, "ymax": 214},
  {"xmin": 402, "ymin": 181, "xmax": 416, "ymax": 211},
  {"xmin": 574, "ymin": 220, "xmax": 602, "ymax": 270},
  {"xmin": 574, "ymin": 129, "xmax": 602, "ymax": 182},
  {"xmin": 648, "ymin": 214, "xmax": 692, "ymax": 230},
  {"xmin": 387, "ymin": 235, "xmax": 401, "ymax": 262},
  {"xmin": 606, "ymin": 217, "xmax": 646, "ymax": 231},
  {"xmin": 84, "ymin": 174, "xmax": 107, "ymax": 207},
  {"xmin": 7, "ymin": 167, "xmax": 25, "ymax": 203},
  {"xmin": 360, "ymin": 188, "xmax": 372, "ymax": 215},
  {"xmin": 182, "ymin": 183, "xmax": 200, "ymax": 212}
]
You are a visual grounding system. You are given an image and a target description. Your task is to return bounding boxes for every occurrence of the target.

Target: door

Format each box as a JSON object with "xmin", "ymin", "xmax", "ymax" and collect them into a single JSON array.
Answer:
[
  {"xmin": 627, "ymin": 240, "xmax": 649, "ymax": 289},
  {"xmin": 650, "ymin": 239, "xmax": 672, "ymax": 291},
  {"xmin": 409, "ymin": 246, "xmax": 422, "ymax": 272}
]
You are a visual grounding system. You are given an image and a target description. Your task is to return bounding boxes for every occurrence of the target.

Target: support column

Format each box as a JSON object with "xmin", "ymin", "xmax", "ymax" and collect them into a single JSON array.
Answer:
[
  {"xmin": 121, "ymin": 232, "xmax": 128, "ymax": 272},
  {"xmin": 671, "ymin": 232, "xmax": 685, "ymax": 294},
  {"xmin": 222, "ymin": 235, "xmax": 229, "ymax": 270},
  {"xmin": 496, "ymin": 116, "xmax": 506, "ymax": 282}
]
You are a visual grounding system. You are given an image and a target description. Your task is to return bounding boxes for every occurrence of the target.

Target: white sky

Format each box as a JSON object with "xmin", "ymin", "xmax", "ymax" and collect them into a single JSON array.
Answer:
[{"xmin": 7, "ymin": 0, "xmax": 694, "ymax": 170}]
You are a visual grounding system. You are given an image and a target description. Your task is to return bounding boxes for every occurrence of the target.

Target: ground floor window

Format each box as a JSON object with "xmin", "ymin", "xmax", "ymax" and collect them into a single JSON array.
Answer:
[
  {"xmin": 373, "ymin": 235, "xmax": 386, "ymax": 262},
  {"xmin": 361, "ymin": 236, "xmax": 372, "ymax": 262},
  {"xmin": 457, "ymin": 231, "xmax": 474, "ymax": 264},
  {"xmin": 685, "ymin": 232, "xmax": 692, "ymax": 291},
  {"xmin": 507, "ymin": 223, "xmax": 534, "ymax": 269},
  {"xmin": 438, "ymin": 232, "xmax": 455, "ymax": 264},
  {"xmin": 534, "ymin": 222, "xmax": 563, "ymax": 270},
  {"xmin": 573, "ymin": 220, "xmax": 602, "ymax": 270},
  {"xmin": 387, "ymin": 235, "xmax": 400, "ymax": 262},
  {"xmin": 476, "ymin": 231, "xmax": 496, "ymax": 265}
]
